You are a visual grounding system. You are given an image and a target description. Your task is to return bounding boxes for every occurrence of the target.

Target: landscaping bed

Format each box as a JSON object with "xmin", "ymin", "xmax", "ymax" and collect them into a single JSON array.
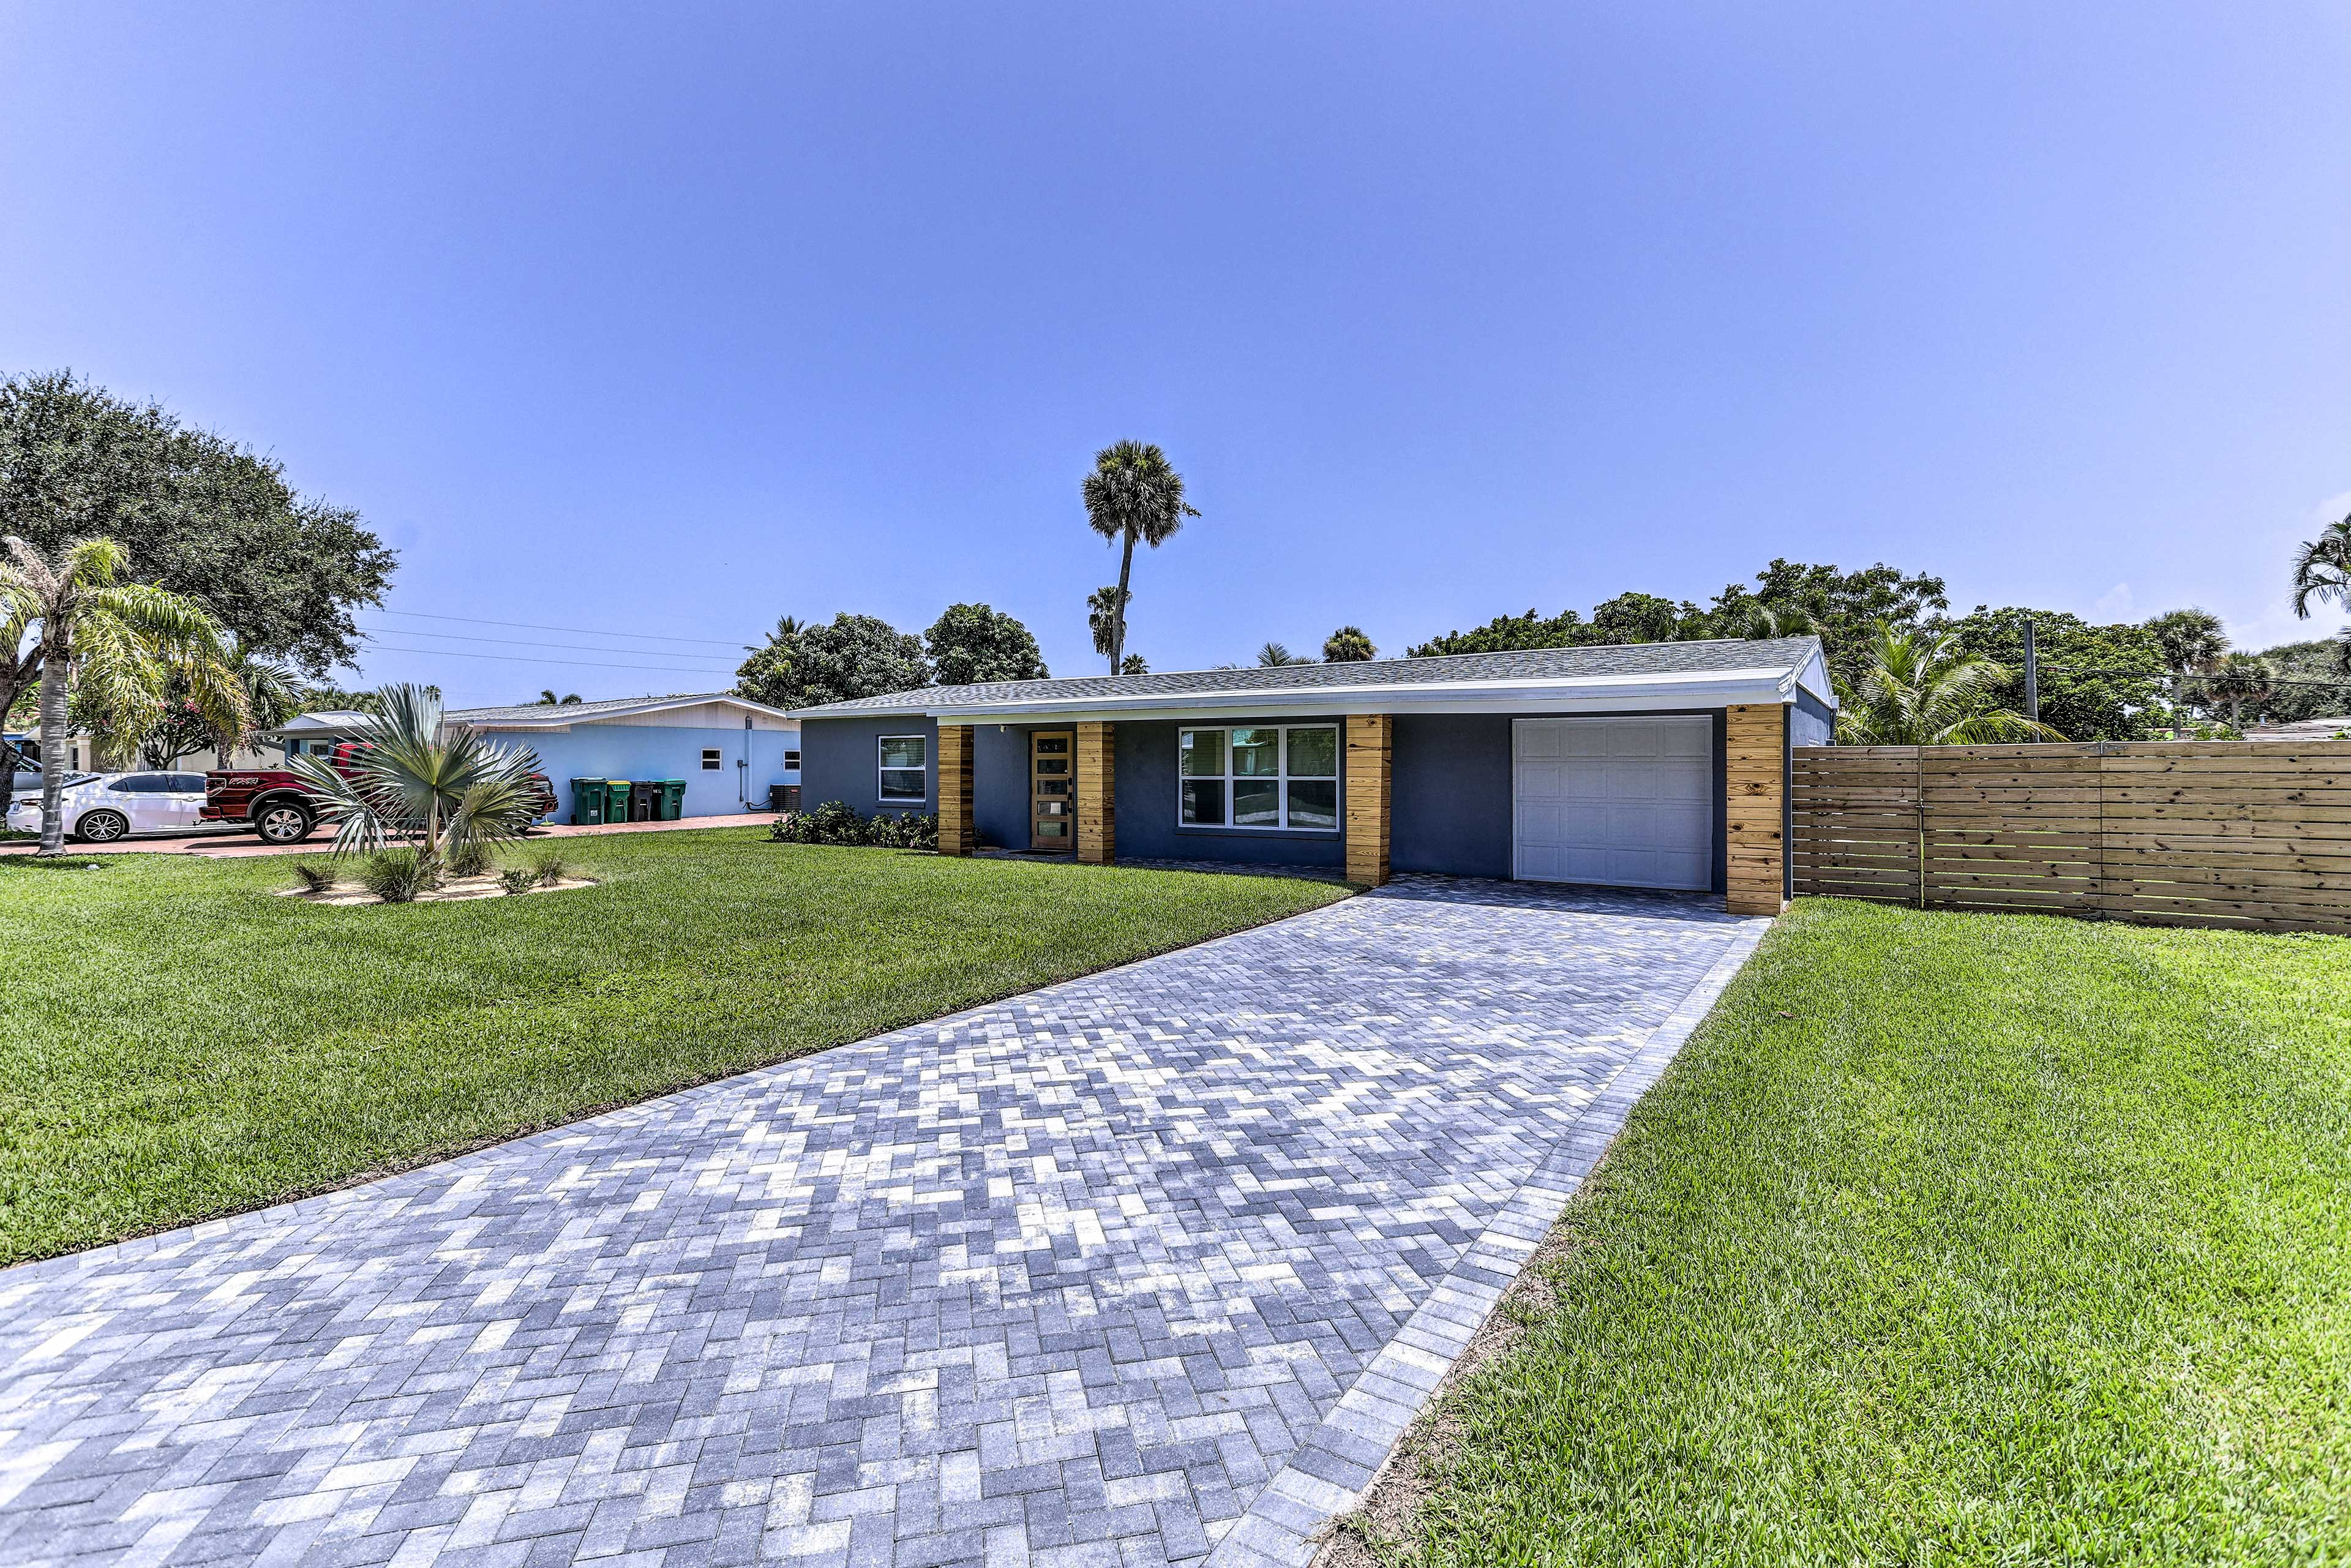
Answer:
[
  {"xmin": 0, "ymin": 827, "xmax": 1348, "ymax": 1264},
  {"xmin": 1341, "ymin": 899, "xmax": 2351, "ymax": 1566}
]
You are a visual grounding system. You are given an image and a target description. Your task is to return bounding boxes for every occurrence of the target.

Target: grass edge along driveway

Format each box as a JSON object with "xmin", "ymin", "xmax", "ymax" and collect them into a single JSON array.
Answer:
[
  {"xmin": 0, "ymin": 829, "xmax": 1349, "ymax": 1266},
  {"xmin": 1338, "ymin": 898, "xmax": 2351, "ymax": 1568}
]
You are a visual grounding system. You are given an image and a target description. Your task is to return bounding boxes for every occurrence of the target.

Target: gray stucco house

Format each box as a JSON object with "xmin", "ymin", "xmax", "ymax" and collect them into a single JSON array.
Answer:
[{"xmin": 789, "ymin": 637, "xmax": 1833, "ymax": 914}]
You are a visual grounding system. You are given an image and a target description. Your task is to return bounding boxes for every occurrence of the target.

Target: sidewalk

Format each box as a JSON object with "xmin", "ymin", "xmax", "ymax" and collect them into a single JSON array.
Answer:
[{"xmin": 0, "ymin": 812, "xmax": 772, "ymax": 859}]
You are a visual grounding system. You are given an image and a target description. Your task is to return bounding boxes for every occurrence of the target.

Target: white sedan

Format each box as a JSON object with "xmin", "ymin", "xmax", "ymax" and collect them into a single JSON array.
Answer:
[{"xmin": 6, "ymin": 771, "xmax": 234, "ymax": 844}]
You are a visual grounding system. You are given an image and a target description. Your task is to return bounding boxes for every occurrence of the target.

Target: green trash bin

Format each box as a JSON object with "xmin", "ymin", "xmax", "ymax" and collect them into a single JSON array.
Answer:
[
  {"xmin": 658, "ymin": 780, "xmax": 685, "ymax": 821},
  {"xmin": 603, "ymin": 779, "xmax": 632, "ymax": 823},
  {"xmin": 569, "ymin": 778, "xmax": 607, "ymax": 826}
]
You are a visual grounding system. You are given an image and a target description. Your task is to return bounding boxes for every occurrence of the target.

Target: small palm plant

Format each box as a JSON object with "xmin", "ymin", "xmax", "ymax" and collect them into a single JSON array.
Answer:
[
  {"xmin": 290, "ymin": 683, "xmax": 544, "ymax": 876},
  {"xmin": 1836, "ymin": 623, "xmax": 2067, "ymax": 745}
]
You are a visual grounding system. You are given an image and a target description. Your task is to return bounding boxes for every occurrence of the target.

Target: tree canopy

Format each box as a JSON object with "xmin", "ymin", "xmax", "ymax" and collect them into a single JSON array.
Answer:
[
  {"xmin": 926, "ymin": 602, "xmax": 1047, "ymax": 686},
  {"xmin": 1948, "ymin": 607, "xmax": 2167, "ymax": 742},
  {"xmin": 1409, "ymin": 558, "xmax": 1944, "ymax": 688},
  {"xmin": 0, "ymin": 370, "xmax": 396, "ymax": 679},
  {"xmin": 1322, "ymin": 626, "xmax": 1376, "ymax": 662},
  {"xmin": 734, "ymin": 612, "xmax": 928, "ymax": 709}
]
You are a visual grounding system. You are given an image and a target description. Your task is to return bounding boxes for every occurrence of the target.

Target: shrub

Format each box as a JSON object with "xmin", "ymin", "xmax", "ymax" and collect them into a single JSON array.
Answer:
[
  {"xmin": 359, "ymin": 847, "xmax": 433, "ymax": 904},
  {"xmin": 768, "ymin": 803, "xmax": 935, "ymax": 850},
  {"xmin": 291, "ymin": 862, "xmax": 336, "ymax": 893},
  {"xmin": 499, "ymin": 866, "xmax": 539, "ymax": 895},
  {"xmin": 444, "ymin": 839, "xmax": 494, "ymax": 879},
  {"xmin": 531, "ymin": 853, "xmax": 569, "ymax": 886}
]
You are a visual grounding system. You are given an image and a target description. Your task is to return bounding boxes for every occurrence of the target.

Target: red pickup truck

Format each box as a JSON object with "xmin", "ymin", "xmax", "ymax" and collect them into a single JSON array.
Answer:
[{"xmin": 202, "ymin": 741, "xmax": 558, "ymax": 845}]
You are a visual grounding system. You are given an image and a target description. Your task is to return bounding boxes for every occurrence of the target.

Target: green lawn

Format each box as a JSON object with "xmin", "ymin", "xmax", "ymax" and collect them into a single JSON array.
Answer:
[
  {"xmin": 1376, "ymin": 899, "xmax": 2351, "ymax": 1567},
  {"xmin": 0, "ymin": 829, "xmax": 1346, "ymax": 1266}
]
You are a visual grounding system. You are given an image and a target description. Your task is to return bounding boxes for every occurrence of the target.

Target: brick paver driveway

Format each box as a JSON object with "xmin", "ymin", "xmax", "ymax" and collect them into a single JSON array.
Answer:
[{"xmin": 0, "ymin": 877, "xmax": 1768, "ymax": 1568}]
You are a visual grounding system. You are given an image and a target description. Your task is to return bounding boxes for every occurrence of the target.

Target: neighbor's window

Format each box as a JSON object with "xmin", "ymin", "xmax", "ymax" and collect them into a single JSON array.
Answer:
[
  {"xmin": 879, "ymin": 735, "xmax": 928, "ymax": 800},
  {"xmin": 700, "ymin": 748, "xmax": 722, "ymax": 770},
  {"xmin": 784, "ymin": 749, "xmax": 802, "ymax": 771},
  {"xmin": 1178, "ymin": 724, "xmax": 1339, "ymax": 831}
]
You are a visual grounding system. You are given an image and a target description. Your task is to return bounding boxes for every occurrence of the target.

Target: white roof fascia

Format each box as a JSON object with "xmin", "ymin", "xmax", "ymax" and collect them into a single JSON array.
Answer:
[
  {"xmin": 914, "ymin": 668, "xmax": 1804, "ymax": 722},
  {"xmin": 453, "ymin": 695, "xmax": 802, "ymax": 729}
]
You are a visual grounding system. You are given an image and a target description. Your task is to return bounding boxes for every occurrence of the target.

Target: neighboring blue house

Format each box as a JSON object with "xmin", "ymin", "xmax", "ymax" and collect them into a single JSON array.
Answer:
[
  {"xmin": 272, "ymin": 694, "xmax": 801, "ymax": 822},
  {"xmin": 447, "ymin": 694, "xmax": 800, "ymax": 820}
]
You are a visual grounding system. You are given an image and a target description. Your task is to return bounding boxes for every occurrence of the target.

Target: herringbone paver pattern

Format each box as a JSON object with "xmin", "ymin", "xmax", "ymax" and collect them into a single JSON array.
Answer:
[{"xmin": 0, "ymin": 876, "xmax": 1763, "ymax": 1567}]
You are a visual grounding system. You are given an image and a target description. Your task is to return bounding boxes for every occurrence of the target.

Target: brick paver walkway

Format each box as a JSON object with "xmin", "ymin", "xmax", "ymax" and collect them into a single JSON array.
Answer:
[{"xmin": 0, "ymin": 877, "xmax": 1768, "ymax": 1568}]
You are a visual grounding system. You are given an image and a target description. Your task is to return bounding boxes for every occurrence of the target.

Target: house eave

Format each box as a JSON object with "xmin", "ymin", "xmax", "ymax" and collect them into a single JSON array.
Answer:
[{"xmin": 901, "ymin": 668, "xmax": 1810, "ymax": 724}]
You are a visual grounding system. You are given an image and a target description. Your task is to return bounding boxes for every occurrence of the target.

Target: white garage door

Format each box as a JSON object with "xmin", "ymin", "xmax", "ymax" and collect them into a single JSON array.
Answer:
[{"xmin": 1513, "ymin": 717, "xmax": 1713, "ymax": 890}]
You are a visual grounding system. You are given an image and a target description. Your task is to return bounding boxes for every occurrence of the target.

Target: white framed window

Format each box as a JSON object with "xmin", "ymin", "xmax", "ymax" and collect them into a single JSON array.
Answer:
[
  {"xmin": 700, "ymin": 748, "xmax": 723, "ymax": 770},
  {"xmin": 1177, "ymin": 724, "xmax": 1340, "ymax": 831},
  {"xmin": 879, "ymin": 735, "xmax": 928, "ymax": 801},
  {"xmin": 784, "ymin": 749, "xmax": 802, "ymax": 771}
]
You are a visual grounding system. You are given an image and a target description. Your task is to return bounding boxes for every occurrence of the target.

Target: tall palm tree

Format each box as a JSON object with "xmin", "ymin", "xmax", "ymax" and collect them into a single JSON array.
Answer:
[
  {"xmin": 1082, "ymin": 441, "xmax": 1198, "ymax": 673},
  {"xmin": 2143, "ymin": 607, "xmax": 2229, "ymax": 732},
  {"xmin": 1087, "ymin": 586, "xmax": 1129, "ymax": 666},
  {"xmin": 2291, "ymin": 513, "xmax": 2351, "ymax": 671},
  {"xmin": 1835, "ymin": 623, "xmax": 2066, "ymax": 745},
  {"xmin": 1, "ymin": 535, "xmax": 246, "ymax": 857},
  {"xmin": 289, "ymin": 683, "xmax": 544, "ymax": 870},
  {"xmin": 2205, "ymin": 652, "xmax": 2276, "ymax": 727}
]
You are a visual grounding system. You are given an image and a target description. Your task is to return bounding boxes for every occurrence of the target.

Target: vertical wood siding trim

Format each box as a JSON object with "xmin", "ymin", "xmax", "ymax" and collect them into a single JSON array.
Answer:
[
  {"xmin": 1725, "ymin": 703, "xmax": 1790, "ymax": 915},
  {"xmin": 1344, "ymin": 714, "xmax": 1393, "ymax": 888},
  {"xmin": 1077, "ymin": 722, "xmax": 1116, "ymax": 865},
  {"xmin": 937, "ymin": 723, "xmax": 975, "ymax": 857}
]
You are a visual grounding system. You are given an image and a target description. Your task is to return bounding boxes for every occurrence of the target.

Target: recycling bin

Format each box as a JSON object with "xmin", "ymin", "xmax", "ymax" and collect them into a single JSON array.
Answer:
[
  {"xmin": 630, "ymin": 781, "xmax": 656, "ymax": 822},
  {"xmin": 569, "ymin": 778, "xmax": 606, "ymax": 826},
  {"xmin": 658, "ymin": 780, "xmax": 685, "ymax": 820},
  {"xmin": 602, "ymin": 779, "xmax": 632, "ymax": 822}
]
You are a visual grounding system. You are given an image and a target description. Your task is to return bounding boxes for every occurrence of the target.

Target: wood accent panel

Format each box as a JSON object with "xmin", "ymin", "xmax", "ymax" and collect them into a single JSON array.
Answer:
[
  {"xmin": 936, "ymin": 722, "xmax": 975, "ymax": 857},
  {"xmin": 1344, "ymin": 714, "xmax": 1392, "ymax": 888},
  {"xmin": 1791, "ymin": 739, "xmax": 2351, "ymax": 934},
  {"xmin": 1725, "ymin": 703, "xmax": 1790, "ymax": 915},
  {"xmin": 1076, "ymin": 722, "xmax": 1115, "ymax": 865}
]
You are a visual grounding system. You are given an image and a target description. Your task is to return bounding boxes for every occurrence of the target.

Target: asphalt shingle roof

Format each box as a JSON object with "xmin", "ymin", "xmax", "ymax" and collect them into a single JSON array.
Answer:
[{"xmin": 789, "ymin": 637, "xmax": 1824, "ymax": 717}]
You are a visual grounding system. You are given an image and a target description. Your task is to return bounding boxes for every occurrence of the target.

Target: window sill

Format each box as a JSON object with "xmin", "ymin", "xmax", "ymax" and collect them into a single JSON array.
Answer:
[{"xmin": 1174, "ymin": 824, "xmax": 1341, "ymax": 841}]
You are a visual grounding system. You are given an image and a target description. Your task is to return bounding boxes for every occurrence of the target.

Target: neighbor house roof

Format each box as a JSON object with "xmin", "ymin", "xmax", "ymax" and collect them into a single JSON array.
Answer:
[
  {"xmin": 790, "ymin": 637, "xmax": 1834, "ymax": 722},
  {"xmin": 264, "ymin": 693, "xmax": 798, "ymax": 738},
  {"xmin": 443, "ymin": 692, "xmax": 799, "ymax": 728}
]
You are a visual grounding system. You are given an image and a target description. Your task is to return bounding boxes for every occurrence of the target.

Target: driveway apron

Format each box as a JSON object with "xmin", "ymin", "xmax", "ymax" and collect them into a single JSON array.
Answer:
[{"xmin": 0, "ymin": 877, "xmax": 1769, "ymax": 1568}]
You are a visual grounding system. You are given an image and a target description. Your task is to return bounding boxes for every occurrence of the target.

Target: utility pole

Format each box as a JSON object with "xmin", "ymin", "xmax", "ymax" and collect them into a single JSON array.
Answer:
[{"xmin": 2023, "ymin": 615, "xmax": 2040, "ymax": 730}]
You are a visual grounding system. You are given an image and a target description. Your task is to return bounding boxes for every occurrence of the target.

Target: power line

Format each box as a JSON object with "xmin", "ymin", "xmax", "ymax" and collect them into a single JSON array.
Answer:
[
  {"xmin": 356, "ymin": 625, "xmax": 744, "ymax": 661},
  {"xmin": 356, "ymin": 641, "xmax": 740, "ymax": 674},
  {"xmin": 367, "ymin": 608, "xmax": 746, "ymax": 646}
]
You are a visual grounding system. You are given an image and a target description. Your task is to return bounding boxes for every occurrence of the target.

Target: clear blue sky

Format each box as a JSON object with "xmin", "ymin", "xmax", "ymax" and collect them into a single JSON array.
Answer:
[{"xmin": 6, "ymin": 4, "xmax": 2348, "ymax": 704}]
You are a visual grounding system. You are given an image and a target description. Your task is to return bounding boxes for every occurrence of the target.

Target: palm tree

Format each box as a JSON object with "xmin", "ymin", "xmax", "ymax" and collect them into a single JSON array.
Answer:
[
  {"xmin": 1119, "ymin": 654, "xmax": 1149, "ymax": 675},
  {"xmin": 1835, "ymin": 623, "xmax": 2066, "ymax": 745},
  {"xmin": 1256, "ymin": 641, "xmax": 1307, "ymax": 667},
  {"xmin": 2291, "ymin": 513, "xmax": 2351, "ymax": 672},
  {"xmin": 1087, "ymin": 586, "xmax": 1129, "ymax": 666},
  {"xmin": 1, "ymin": 535, "xmax": 246, "ymax": 857},
  {"xmin": 1082, "ymin": 441, "xmax": 1198, "ymax": 673},
  {"xmin": 1738, "ymin": 602, "xmax": 1819, "ymax": 640},
  {"xmin": 534, "ymin": 689, "xmax": 582, "ymax": 706},
  {"xmin": 133, "ymin": 639, "xmax": 301, "ymax": 768},
  {"xmin": 2143, "ymin": 607, "xmax": 2228, "ymax": 732},
  {"xmin": 289, "ymin": 683, "xmax": 544, "ymax": 871},
  {"xmin": 1322, "ymin": 626, "xmax": 1376, "ymax": 662},
  {"xmin": 2205, "ymin": 652, "xmax": 2276, "ymax": 727}
]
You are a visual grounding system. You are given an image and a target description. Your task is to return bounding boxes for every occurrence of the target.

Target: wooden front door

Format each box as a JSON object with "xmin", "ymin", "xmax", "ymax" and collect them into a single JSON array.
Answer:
[{"xmin": 1030, "ymin": 730, "xmax": 1075, "ymax": 850}]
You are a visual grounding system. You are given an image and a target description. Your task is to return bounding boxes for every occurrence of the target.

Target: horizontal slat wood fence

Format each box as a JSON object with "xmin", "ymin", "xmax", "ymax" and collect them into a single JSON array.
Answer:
[{"xmin": 1793, "ymin": 741, "xmax": 2351, "ymax": 934}]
